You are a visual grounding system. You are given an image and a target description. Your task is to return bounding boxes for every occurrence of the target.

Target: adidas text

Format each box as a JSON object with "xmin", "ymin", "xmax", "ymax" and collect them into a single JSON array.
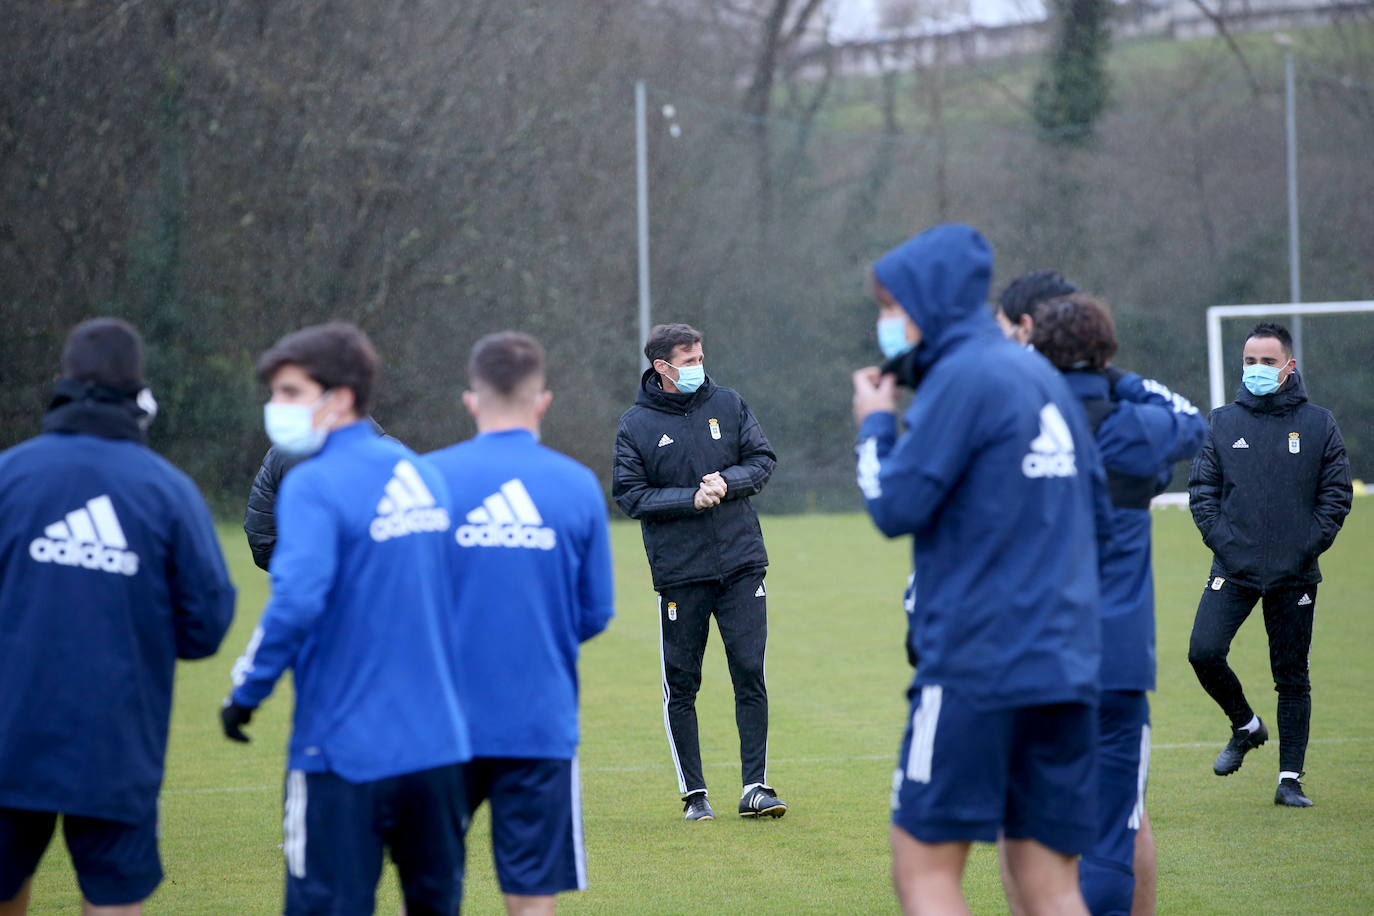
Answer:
[
  {"xmin": 29, "ymin": 538, "xmax": 138, "ymax": 576},
  {"xmin": 370, "ymin": 460, "xmax": 449, "ymax": 542},
  {"xmin": 370, "ymin": 508, "xmax": 450, "ymax": 542},
  {"xmin": 456, "ymin": 523, "xmax": 556, "ymax": 550},
  {"xmin": 1021, "ymin": 404, "xmax": 1077, "ymax": 479},
  {"xmin": 29, "ymin": 494, "xmax": 139, "ymax": 576},
  {"xmin": 457, "ymin": 478, "xmax": 557, "ymax": 550}
]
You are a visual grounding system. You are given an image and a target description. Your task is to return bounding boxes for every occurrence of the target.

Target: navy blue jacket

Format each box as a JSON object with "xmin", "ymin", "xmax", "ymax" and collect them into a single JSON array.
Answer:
[
  {"xmin": 0, "ymin": 395, "xmax": 235, "ymax": 823},
  {"xmin": 230, "ymin": 422, "xmax": 471, "ymax": 781},
  {"xmin": 856, "ymin": 224, "xmax": 1106, "ymax": 709},
  {"xmin": 1066, "ymin": 370, "xmax": 1207, "ymax": 691},
  {"xmin": 1188, "ymin": 371, "xmax": 1351, "ymax": 590},
  {"xmin": 428, "ymin": 429, "xmax": 614, "ymax": 759}
]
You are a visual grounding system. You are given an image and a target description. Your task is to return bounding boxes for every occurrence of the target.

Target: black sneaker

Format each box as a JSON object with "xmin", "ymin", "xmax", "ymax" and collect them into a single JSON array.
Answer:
[
  {"xmin": 1213, "ymin": 720, "xmax": 1268, "ymax": 775},
  {"xmin": 739, "ymin": 786, "xmax": 787, "ymax": 818},
  {"xmin": 683, "ymin": 793, "xmax": 715, "ymax": 821},
  {"xmin": 1275, "ymin": 776, "xmax": 1314, "ymax": 807}
]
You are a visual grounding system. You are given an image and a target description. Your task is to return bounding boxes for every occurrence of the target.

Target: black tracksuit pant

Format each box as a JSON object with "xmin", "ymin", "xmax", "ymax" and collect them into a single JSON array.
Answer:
[
  {"xmin": 657, "ymin": 567, "xmax": 769, "ymax": 798},
  {"xmin": 1188, "ymin": 579, "xmax": 1317, "ymax": 773}
]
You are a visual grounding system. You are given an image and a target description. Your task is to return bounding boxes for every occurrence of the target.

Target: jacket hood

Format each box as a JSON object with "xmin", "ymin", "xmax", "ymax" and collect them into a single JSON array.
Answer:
[
  {"xmin": 1236, "ymin": 368, "xmax": 1309, "ymax": 414},
  {"xmin": 635, "ymin": 366, "xmax": 716, "ymax": 412},
  {"xmin": 872, "ymin": 223, "xmax": 995, "ymax": 364}
]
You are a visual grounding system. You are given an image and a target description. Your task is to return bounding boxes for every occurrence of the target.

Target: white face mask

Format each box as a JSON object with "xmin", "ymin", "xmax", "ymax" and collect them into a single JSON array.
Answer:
[{"xmin": 263, "ymin": 392, "xmax": 333, "ymax": 457}]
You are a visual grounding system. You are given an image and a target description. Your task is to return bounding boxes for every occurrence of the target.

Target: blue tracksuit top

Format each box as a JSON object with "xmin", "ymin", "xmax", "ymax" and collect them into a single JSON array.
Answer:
[
  {"xmin": 0, "ymin": 432, "xmax": 235, "ymax": 823},
  {"xmin": 230, "ymin": 421, "xmax": 471, "ymax": 781},
  {"xmin": 1065, "ymin": 370, "xmax": 1207, "ymax": 692},
  {"xmin": 856, "ymin": 224, "xmax": 1106, "ymax": 709},
  {"xmin": 427, "ymin": 429, "xmax": 615, "ymax": 759}
]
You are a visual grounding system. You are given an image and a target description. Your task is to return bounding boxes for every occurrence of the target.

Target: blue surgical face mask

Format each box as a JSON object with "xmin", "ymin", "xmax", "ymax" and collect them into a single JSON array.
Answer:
[
  {"xmin": 264, "ymin": 392, "xmax": 333, "ymax": 457},
  {"xmin": 877, "ymin": 317, "xmax": 914, "ymax": 360},
  {"xmin": 1242, "ymin": 363, "xmax": 1285, "ymax": 397},
  {"xmin": 669, "ymin": 363, "xmax": 705, "ymax": 395}
]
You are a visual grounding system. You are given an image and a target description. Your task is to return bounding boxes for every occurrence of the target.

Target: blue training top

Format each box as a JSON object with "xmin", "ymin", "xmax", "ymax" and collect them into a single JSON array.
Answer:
[
  {"xmin": 230, "ymin": 421, "xmax": 471, "ymax": 781},
  {"xmin": 428, "ymin": 429, "xmax": 615, "ymax": 759},
  {"xmin": 1067, "ymin": 370, "xmax": 1206, "ymax": 692},
  {"xmin": 0, "ymin": 432, "xmax": 235, "ymax": 823},
  {"xmin": 856, "ymin": 224, "xmax": 1107, "ymax": 709}
]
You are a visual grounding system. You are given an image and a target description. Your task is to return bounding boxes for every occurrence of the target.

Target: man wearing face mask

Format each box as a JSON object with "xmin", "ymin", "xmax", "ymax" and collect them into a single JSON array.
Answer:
[
  {"xmin": 220, "ymin": 322, "xmax": 471, "ymax": 914},
  {"xmin": 612, "ymin": 323, "xmax": 782, "ymax": 822},
  {"xmin": 1187, "ymin": 321, "xmax": 1352, "ymax": 807},
  {"xmin": 0, "ymin": 318, "xmax": 235, "ymax": 915}
]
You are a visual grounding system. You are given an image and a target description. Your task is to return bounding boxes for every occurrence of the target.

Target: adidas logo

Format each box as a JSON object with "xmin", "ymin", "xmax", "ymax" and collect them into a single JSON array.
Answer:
[
  {"xmin": 1021, "ymin": 404, "xmax": 1077, "ymax": 479},
  {"xmin": 1297, "ymin": 593, "xmax": 1312, "ymax": 606},
  {"xmin": 456, "ymin": 479, "xmax": 557, "ymax": 551},
  {"xmin": 28, "ymin": 494, "xmax": 140, "ymax": 576},
  {"xmin": 1232, "ymin": 438, "xmax": 1249, "ymax": 449},
  {"xmin": 658, "ymin": 434, "xmax": 674, "ymax": 447},
  {"xmin": 755, "ymin": 583, "xmax": 766, "ymax": 598},
  {"xmin": 369, "ymin": 460, "xmax": 450, "ymax": 543}
]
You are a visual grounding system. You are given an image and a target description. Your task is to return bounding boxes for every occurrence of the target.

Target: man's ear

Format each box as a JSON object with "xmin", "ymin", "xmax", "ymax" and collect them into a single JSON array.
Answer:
[
  {"xmin": 534, "ymin": 390, "xmax": 553, "ymax": 421},
  {"xmin": 462, "ymin": 390, "xmax": 479, "ymax": 419}
]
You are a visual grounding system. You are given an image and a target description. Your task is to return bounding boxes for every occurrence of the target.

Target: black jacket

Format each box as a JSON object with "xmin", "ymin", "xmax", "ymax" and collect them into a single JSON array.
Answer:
[
  {"xmin": 613, "ymin": 369, "xmax": 776, "ymax": 589},
  {"xmin": 1188, "ymin": 371, "xmax": 1352, "ymax": 590},
  {"xmin": 243, "ymin": 417, "xmax": 387, "ymax": 570}
]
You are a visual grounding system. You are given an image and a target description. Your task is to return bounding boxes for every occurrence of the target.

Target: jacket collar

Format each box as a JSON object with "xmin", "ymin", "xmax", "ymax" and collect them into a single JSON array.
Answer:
[
  {"xmin": 41, "ymin": 378, "xmax": 149, "ymax": 443},
  {"xmin": 634, "ymin": 367, "xmax": 715, "ymax": 413}
]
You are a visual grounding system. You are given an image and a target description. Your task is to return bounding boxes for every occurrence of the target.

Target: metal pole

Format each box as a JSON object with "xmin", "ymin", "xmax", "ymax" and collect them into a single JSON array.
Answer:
[
  {"xmin": 1284, "ymin": 51, "xmax": 1304, "ymax": 367},
  {"xmin": 635, "ymin": 80, "xmax": 651, "ymax": 371}
]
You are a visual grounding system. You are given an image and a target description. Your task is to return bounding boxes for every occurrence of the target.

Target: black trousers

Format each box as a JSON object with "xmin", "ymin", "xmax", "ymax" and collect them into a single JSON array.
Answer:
[
  {"xmin": 1187, "ymin": 578, "xmax": 1317, "ymax": 773},
  {"xmin": 657, "ymin": 567, "xmax": 769, "ymax": 797}
]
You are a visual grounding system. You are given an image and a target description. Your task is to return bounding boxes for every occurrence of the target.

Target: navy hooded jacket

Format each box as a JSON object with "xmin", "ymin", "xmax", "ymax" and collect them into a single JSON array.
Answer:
[
  {"xmin": 855, "ymin": 224, "xmax": 1105, "ymax": 709},
  {"xmin": 0, "ymin": 389, "xmax": 235, "ymax": 823},
  {"xmin": 1066, "ymin": 370, "xmax": 1207, "ymax": 691}
]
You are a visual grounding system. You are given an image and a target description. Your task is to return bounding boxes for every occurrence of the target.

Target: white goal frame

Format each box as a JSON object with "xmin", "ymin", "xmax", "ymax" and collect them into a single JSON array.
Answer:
[{"xmin": 1206, "ymin": 301, "xmax": 1374, "ymax": 409}]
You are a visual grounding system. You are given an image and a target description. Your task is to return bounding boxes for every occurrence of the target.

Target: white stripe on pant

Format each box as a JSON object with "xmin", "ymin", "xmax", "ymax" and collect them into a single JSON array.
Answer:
[
  {"xmin": 284, "ymin": 770, "xmax": 308, "ymax": 879},
  {"xmin": 905, "ymin": 685, "xmax": 943, "ymax": 784},
  {"xmin": 657, "ymin": 593, "xmax": 689, "ymax": 794}
]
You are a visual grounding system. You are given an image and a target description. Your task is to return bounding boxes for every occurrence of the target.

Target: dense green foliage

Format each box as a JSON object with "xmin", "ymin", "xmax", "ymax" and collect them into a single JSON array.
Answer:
[{"xmin": 1033, "ymin": 0, "xmax": 1113, "ymax": 141}]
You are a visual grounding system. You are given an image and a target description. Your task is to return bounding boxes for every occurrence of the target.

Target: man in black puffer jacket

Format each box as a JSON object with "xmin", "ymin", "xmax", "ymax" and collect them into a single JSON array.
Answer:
[
  {"xmin": 612, "ymin": 323, "xmax": 782, "ymax": 822},
  {"xmin": 243, "ymin": 418, "xmax": 387, "ymax": 570},
  {"xmin": 1187, "ymin": 321, "xmax": 1351, "ymax": 808}
]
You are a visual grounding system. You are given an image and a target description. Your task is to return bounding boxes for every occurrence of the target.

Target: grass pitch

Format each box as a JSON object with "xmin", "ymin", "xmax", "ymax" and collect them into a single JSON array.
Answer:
[{"xmin": 24, "ymin": 502, "xmax": 1373, "ymax": 914}]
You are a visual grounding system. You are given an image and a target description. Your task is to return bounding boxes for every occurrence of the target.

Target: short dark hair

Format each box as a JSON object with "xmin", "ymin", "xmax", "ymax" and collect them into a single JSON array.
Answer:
[
  {"xmin": 1245, "ymin": 321, "xmax": 1293, "ymax": 357},
  {"xmin": 1029, "ymin": 293, "xmax": 1118, "ymax": 371},
  {"xmin": 468, "ymin": 331, "xmax": 545, "ymax": 396},
  {"xmin": 996, "ymin": 270, "xmax": 1078, "ymax": 322},
  {"xmin": 256, "ymin": 322, "xmax": 379, "ymax": 413},
  {"xmin": 61, "ymin": 317, "xmax": 145, "ymax": 388},
  {"xmin": 644, "ymin": 323, "xmax": 703, "ymax": 364}
]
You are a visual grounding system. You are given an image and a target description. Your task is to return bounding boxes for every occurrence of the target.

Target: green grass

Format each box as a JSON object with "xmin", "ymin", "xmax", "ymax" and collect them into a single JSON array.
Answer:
[{"xmin": 24, "ymin": 502, "xmax": 1374, "ymax": 913}]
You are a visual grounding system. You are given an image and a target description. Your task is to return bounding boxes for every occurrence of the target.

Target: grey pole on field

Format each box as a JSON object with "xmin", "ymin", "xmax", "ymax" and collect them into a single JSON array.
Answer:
[
  {"xmin": 636, "ymin": 79, "xmax": 651, "ymax": 371},
  {"xmin": 1277, "ymin": 34, "xmax": 1304, "ymax": 367}
]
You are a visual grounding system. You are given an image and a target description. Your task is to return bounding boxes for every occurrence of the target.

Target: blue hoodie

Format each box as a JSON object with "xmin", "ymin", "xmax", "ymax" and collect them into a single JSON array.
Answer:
[
  {"xmin": 1065, "ymin": 370, "xmax": 1207, "ymax": 691},
  {"xmin": 230, "ymin": 422, "xmax": 470, "ymax": 781},
  {"xmin": 856, "ymin": 224, "xmax": 1105, "ymax": 709},
  {"xmin": 428, "ymin": 429, "xmax": 614, "ymax": 759}
]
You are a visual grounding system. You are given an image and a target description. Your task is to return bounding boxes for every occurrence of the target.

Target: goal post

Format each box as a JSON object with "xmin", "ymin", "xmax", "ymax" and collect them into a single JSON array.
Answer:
[{"xmin": 1206, "ymin": 301, "xmax": 1374, "ymax": 410}]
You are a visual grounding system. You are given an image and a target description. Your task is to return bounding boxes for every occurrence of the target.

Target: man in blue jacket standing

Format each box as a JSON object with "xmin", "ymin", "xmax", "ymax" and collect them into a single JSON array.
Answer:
[
  {"xmin": 428, "ymin": 331, "xmax": 614, "ymax": 914},
  {"xmin": 1029, "ymin": 295, "xmax": 1207, "ymax": 915},
  {"xmin": 220, "ymin": 323, "xmax": 471, "ymax": 916},
  {"xmin": 0, "ymin": 318, "xmax": 236, "ymax": 915},
  {"xmin": 853, "ymin": 224, "xmax": 1107, "ymax": 916}
]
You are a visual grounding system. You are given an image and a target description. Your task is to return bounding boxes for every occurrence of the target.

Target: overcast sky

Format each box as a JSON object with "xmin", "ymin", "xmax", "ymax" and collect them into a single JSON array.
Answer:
[{"xmin": 827, "ymin": 0, "xmax": 1048, "ymax": 38}]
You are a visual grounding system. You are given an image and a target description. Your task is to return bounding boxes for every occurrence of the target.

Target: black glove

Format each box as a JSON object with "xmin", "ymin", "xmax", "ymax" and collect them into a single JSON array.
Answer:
[
  {"xmin": 220, "ymin": 697, "xmax": 255, "ymax": 743},
  {"xmin": 1103, "ymin": 364, "xmax": 1126, "ymax": 393},
  {"xmin": 881, "ymin": 346, "xmax": 927, "ymax": 391}
]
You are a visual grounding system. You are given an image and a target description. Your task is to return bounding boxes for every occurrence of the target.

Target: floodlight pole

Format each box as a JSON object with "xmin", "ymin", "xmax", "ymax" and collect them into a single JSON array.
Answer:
[
  {"xmin": 635, "ymin": 79, "xmax": 651, "ymax": 371},
  {"xmin": 1284, "ymin": 50, "xmax": 1304, "ymax": 367}
]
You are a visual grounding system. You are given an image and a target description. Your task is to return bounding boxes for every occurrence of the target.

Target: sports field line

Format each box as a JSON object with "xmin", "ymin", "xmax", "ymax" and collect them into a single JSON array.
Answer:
[{"xmin": 163, "ymin": 736, "xmax": 1374, "ymax": 795}]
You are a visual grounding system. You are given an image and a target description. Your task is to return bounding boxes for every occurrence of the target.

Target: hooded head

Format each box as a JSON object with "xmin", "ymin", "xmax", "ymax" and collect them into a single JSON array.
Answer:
[{"xmin": 871, "ymin": 223, "xmax": 994, "ymax": 359}]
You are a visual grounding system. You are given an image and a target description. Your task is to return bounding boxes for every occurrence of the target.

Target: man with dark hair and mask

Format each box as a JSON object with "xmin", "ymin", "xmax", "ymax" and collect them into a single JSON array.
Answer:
[
  {"xmin": 0, "ymin": 318, "xmax": 236, "ymax": 915},
  {"xmin": 853, "ymin": 224, "xmax": 1110, "ymax": 916},
  {"xmin": 220, "ymin": 322, "xmax": 471, "ymax": 914},
  {"xmin": 612, "ymin": 322, "xmax": 783, "ymax": 822},
  {"xmin": 1186, "ymin": 321, "xmax": 1351, "ymax": 807}
]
